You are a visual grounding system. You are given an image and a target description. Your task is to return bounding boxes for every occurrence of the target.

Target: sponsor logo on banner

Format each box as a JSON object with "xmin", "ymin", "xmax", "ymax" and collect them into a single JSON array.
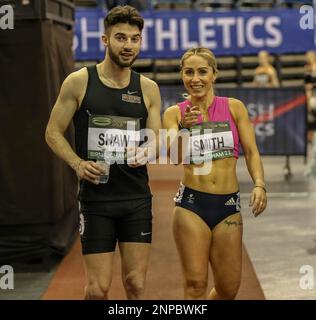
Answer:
[{"xmin": 74, "ymin": 8, "xmax": 314, "ymax": 59}]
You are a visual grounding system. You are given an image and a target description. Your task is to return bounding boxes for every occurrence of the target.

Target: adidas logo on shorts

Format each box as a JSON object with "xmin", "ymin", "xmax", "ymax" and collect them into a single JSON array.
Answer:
[{"xmin": 225, "ymin": 197, "xmax": 236, "ymax": 206}]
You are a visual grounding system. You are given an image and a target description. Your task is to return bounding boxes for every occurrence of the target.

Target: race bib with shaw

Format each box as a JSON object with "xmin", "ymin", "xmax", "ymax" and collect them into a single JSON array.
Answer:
[
  {"xmin": 190, "ymin": 121, "xmax": 234, "ymax": 163},
  {"xmin": 87, "ymin": 114, "xmax": 141, "ymax": 162}
]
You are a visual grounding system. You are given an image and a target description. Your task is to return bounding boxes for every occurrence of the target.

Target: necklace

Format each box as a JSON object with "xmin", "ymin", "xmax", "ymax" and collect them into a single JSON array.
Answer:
[
  {"xmin": 98, "ymin": 64, "xmax": 130, "ymax": 88},
  {"xmin": 201, "ymin": 109, "xmax": 209, "ymax": 122}
]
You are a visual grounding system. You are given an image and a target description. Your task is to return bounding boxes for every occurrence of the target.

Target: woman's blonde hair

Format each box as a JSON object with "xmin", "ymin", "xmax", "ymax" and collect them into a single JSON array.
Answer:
[{"xmin": 180, "ymin": 47, "xmax": 218, "ymax": 75}]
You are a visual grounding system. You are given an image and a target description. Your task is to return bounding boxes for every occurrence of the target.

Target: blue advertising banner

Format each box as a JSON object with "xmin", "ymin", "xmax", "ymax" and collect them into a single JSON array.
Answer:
[
  {"xmin": 160, "ymin": 86, "xmax": 307, "ymax": 156},
  {"xmin": 74, "ymin": 8, "xmax": 314, "ymax": 60}
]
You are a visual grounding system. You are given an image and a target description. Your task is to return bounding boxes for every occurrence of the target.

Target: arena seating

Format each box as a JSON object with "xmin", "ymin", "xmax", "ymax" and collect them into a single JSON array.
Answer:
[
  {"xmin": 75, "ymin": 52, "xmax": 306, "ymax": 88},
  {"xmin": 75, "ymin": 0, "xmax": 99, "ymax": 6}
]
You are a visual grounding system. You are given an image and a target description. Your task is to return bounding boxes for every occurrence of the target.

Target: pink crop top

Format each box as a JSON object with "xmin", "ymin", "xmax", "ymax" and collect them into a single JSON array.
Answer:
[{"xmin": 178, "ymin": 96, "xmax": 239, "ymax": 159}]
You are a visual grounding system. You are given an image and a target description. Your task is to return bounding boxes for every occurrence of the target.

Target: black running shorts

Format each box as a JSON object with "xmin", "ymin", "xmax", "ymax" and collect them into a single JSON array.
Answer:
[{"xmin": 79, "ymin": 197, "xmax": 152, "ymax": 254}]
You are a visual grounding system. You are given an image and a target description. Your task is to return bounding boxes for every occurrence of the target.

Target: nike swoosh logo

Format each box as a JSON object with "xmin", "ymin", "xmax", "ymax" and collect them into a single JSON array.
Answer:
[
  {"xmin": 141, "ymin": 232, "xmax": 151, "ymax": 236},
  {"xmin": 127, "ymin": 90, "xmax": 138, "ymax": 95}
]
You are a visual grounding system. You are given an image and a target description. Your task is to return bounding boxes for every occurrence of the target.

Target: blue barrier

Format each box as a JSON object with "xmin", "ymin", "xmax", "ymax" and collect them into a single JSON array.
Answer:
[{"xmin": 160, "ymin": 86, "xmax": 307, "ymax": 156}]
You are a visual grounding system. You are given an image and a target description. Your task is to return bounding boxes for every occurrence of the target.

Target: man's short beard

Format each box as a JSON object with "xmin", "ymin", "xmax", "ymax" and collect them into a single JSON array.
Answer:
[{"xmin": 108, "ymin": 46, "xmax": 138, "ymax": 68}]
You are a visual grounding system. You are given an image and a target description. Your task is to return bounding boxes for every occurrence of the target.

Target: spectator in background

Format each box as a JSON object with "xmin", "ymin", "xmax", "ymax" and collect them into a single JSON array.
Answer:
[
  {"xmin": 304, "ymin": 50, "xmax": 316, "ymax": 176},
  {"xmin": 253, "ymin": 50, "xmax": 280, "ymax": 88},
  {"xmin": 105, "ymin": 0, "xmax": 148, "ymax": 11},
  {"xmin": 304, "ymin": 51, "xmax": 316, "ymax": 134}
]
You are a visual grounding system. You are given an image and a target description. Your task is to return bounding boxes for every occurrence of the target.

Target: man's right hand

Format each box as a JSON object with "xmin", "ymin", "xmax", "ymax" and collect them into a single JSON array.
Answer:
[{"xmin": 76, "ymin": 160, "xmax": 105, "ymax": 185}]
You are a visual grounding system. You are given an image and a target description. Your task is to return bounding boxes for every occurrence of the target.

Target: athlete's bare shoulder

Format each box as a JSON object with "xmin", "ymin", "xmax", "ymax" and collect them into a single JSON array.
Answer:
[
  {"xmin": 164, "ymin": 104, "xmax": 181, "ymax": 119},
  {"xmin": 140, "ymin": 74, "xmax": 161, "ymax": 111},
  {"xmin": 228, "ymin": 97, "xmax": 244, "ymax": 108},
  {"xmin": 61, "ymin": 67, "xmax": 88, "ymax": 107},
  {"xmin": 140, "ymin": 74, "xmax": 159, "ymax": 92},
  {"xmin": 165, "ymin": 104, "xmax": 179, "ymax": 114},
  {"xmin": 64, "ymin": 68, "xmax": 88, "ymax": 93},
  {"xmin": 228, "ymin": 98, "xmax": 248, "ymax": 122},
  {"xmin": 163, "ymin": 104, "xmax": 181, "ymax": 128}
]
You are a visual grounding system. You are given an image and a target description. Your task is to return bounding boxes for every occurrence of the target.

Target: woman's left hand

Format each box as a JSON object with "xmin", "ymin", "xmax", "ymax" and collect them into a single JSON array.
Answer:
[{"xmin": 249, "ymin": 186, "xmax": 267, "ymax": 217}]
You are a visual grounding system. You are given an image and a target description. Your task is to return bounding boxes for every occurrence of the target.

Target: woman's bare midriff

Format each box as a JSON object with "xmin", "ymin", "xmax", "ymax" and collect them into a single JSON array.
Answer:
[{"xmin": 182, "ymin": 157, "xmax": 239, "ymax": 194}]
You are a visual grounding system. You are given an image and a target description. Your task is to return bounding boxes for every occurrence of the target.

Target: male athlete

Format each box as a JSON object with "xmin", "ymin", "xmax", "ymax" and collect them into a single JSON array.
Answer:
[{"xmin": 45, "ymin": 5, "xmax": 161, "ymax": 299}]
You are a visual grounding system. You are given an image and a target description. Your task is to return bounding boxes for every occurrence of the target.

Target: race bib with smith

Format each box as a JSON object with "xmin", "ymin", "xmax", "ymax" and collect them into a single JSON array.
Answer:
[{"xmin": 190, "ymin": 121, "xmax": 234, "ymax": 163}]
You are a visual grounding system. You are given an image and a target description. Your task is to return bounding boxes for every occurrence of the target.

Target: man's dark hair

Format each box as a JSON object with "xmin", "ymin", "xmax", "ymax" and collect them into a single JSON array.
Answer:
[{"xmin": 104, "ymin": 5, "xmax": 144, "ymax": 33}]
